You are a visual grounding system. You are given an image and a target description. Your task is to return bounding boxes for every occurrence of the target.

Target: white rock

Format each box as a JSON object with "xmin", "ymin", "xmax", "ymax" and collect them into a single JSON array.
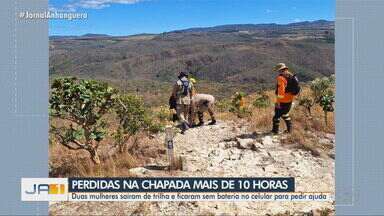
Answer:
[
  {"xmin": 236, "ymin": 138, "xmax": 254, "ymax": 149},
  {"xmin": 262, "ymin": 136, "xmax": 274, "ymax": 145},
  {"xmin": 325, "ymin": 133, "xmax": 335, "ymax": 140},
  {"xmin": 319, "ymin": 138, "xmax": 329, "ymax": 144},
  {"xmin": 128, "ymin": 167, "xmax": 148, "ymax": 176}
]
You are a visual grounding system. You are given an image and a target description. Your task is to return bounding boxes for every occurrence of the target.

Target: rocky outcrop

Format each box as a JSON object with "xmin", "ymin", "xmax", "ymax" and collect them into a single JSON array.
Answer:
[{"xmin": 50, "ymin": 120, "xmax": 335, "ymax": 215}]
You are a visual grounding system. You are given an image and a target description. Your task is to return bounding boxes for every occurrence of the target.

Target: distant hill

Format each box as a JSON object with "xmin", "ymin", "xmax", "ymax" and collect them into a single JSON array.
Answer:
[
  {"xmin": 81, "ymin": 33, "xmax": 111, "ymax": 37},
  {"xmin": 171, "ymin": 20, "xmax": 333, "ymax": 33},
  {"xmin": 49, "ymin": 20, "xmax": 334, "ymax": 101}
]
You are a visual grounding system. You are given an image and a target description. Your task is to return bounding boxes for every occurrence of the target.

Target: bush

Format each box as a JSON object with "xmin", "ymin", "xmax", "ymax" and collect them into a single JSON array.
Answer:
[
  {"xmin": 253, "ymin": 94, "xmax": 271, "ymax": 108},
  {"xmin": 310, "ymin": 76, "xmax": 335, "ymax": 103},
  {"xmin": 215, "ymin": 99, "xmax": 232, "ymax": 112},
  {"xmin": 299, "ymin": 75, "xmax": 335, "ymax": 123},
  {"xmin": 156, "ymin": 106, "xmax": 172, "ymax": 123},
  {"xmin": 114, "ymin": 94, "xmax": 148, "ymax": 153},
  {"xmin": 229, "ymin": 92, "xmax": 251, "ymax": 118},
  {"xmin": 298, "ymin": 96, "xmax": 314, "ymax": 116},
  {"xmin": 232, "ymin": 91, "xmax": 246, "ymax": 110},
  {"xmin": 319, "ymin": 94, "xmax": 335, "ymax": 125},
  {"xmin": 49, "ymin": 77, "xmax": 118, "ymax": 164},
  {"xmin": 144, "ymin": 113, "xmax": 166, "ymax": 134}
]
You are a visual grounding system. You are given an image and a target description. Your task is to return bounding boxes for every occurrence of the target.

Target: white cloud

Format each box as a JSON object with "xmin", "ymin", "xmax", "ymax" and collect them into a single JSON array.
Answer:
[
  {"xmin": 265, "ymin": 9, "xmax": 279, "ymax": 14},
  {"xmin": 293, "ymin": 18, "xmax": 301, "ymax": 22},
  {"xmin": 53, "ymin": 0, "xmax": 145, "ymax": 11}
]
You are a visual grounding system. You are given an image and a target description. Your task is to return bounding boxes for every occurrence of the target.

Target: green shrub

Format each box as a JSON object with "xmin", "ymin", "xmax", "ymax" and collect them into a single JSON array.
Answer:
[
  {"xmin": 114, "ymin": 94, "xmax": 148, "ymax": 153},
  {"xmin": 235, "ymin": 107, "xmax": 252, "ymax": 118},
  {"xmin": 298, "ymin": 96, "xmax": 314, "ymax": 116},
  {"xmin": 156, "ymin": 106, "xmax": 171, "ymax": 122},
  {"xmin": 310, "ymin": 76, "xmax": 335, "ymax": 103},
  {"xmin": 297, "ymin": 75, "xmax": 335, "ymax": 125},
  {"xmin": 253, "ymin": 94, "xmax": 271, "ymax": 108},
  {"xmin": 49, "ymin": 77, "xmax": 118, "ymax": 164},
  {"xmin": 229, "ymin": 92, "xmax": 251, "ymax": 118},
  {"xmin": 215, "ymin": 99, "xmax": 232, "ymax": 112},
  {"xmin": 146, "ymin": 120, "xmax": 166, "ymax": 134},
  {"xmin": 319, "ymin": 94, "xmax": 335, "ymax": 125},
  {"xmin": 232, "ymin": 91, "xmax": 246, "ymax": 110}
]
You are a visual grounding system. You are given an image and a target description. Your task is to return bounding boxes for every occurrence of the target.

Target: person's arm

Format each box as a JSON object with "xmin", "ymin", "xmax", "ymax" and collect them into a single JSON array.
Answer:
[
  {"xmin": 171, "ymin": 84, "xmax": 178, "ymax": 98},
  {"xmin": 276, "ymin": 76, "xmax": 286, "ymax": 105}
]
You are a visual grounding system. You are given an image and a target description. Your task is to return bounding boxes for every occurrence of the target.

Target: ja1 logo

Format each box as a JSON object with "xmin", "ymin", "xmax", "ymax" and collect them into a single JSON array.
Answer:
[
  {"xmin": 21, "ymin": 178, "xmax": 68, "ymax": 201},
  {"xmin": 25, "ymin": 183, "xmax": 65, "ymax": 195}
]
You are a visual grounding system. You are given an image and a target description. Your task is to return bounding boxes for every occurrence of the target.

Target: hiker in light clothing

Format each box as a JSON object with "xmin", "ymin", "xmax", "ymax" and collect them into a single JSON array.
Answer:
[
  {"xmin": 171, "ymin": 71, "xmax": 194, "ymax": 133},
  {"xmin": 190, "ymin": 93, "xmax": 216, "ymax": 126}
]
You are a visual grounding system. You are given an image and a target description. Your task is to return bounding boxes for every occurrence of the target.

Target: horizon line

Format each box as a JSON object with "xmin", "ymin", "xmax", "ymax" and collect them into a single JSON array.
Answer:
[{"xmin": 49, "ymin": 19, "xmax": 334, "ymax": 37}]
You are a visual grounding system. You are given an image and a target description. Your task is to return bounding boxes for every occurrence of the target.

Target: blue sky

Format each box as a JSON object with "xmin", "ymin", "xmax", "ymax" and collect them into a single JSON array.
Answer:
[{"xmin": 49, "ymin": 0, "xmax": 335, "ymax": 36}]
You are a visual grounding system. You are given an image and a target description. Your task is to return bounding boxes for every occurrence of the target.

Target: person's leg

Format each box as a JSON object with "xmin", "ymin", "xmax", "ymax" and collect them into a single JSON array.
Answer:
[
  {"xmin": 183, "ymin": 105, "xmax": 190, "ymax": 124},
  {"xmin": 189, "ymin": 103, "xmax": 196, "ymax": 126},
  {"xmin": 207, "ymin": 105, "xmax": 216, "ymax": 125},
  {"xmin": 182, "ymin": 105, "xmax": 190, "ymax": 132},
  {"xmin": 176, "ymin": 104, "xmax": 189, "ymax": 133},
  {"xmin": 197, "ymin": 111, "xmax": 204, "ymax": 126},
  {"xmin": 197, "ymin": 102, "xmax": 208, "ymax": 126},
  {"xmin": 272, "ymin": 105, "xmax": 283, "ymax": 134},
  {"xmin": 280, "ymin": 103, "xmax": 292, "ymax": 133},
  {"xmin": 176, "ymin": 104, "xmax": 185, "ymax": 122}
]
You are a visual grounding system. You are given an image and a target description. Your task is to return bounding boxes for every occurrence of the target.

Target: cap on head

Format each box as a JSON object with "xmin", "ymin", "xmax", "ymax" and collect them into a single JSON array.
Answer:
[{"xmin": 273, "ymin": 63, "xmax": 288, "ymax": 72}]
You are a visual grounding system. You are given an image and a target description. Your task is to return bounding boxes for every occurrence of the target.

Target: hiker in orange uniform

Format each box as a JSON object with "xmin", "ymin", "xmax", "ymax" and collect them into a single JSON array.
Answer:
[{"xmin": 272, "ymin": 63, "xmax": 301, "ymax": 134}]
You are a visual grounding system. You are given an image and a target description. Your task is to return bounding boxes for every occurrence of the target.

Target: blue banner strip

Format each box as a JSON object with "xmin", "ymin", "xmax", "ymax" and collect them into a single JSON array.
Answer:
[{"xmin": 69, "ymin": 177, "xmax": 295, "ymax": 193}]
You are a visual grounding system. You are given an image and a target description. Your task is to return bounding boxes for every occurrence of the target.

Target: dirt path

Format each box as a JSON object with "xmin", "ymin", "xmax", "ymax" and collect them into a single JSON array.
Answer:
[{"xmin": 50, "ymin": 120, "xmax": 335, "ymax": 215}]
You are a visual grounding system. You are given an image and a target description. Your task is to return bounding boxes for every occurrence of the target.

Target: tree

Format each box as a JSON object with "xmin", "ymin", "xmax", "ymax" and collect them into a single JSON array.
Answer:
[
  {"xmin": 299, "ymin": 75, "xmax": 335, "ymax": 116},
  {"xmin": 319, "ymin": 94, "xmax": 335, "ymax": 125},
  {"xmin": 113, "ymin": 94, "xmax": 147, "ymax": 153},
  {"xmin": 298, "ymin": 96, "xmax": 314, "ymax": 116},
  {"xmin": 298, "ymin": 75, "xmax": 335, "ymax": 124},
  {"xmin": 229, "ymin": 92, "xmax": 251, "ymax": 118},
  {"xmin": 49, "ymin": 77, "xmax": 118, "ymax": 164},
  {"xmin": 310, "ymin": 76, "xmax": 335, "ymax": 104}
]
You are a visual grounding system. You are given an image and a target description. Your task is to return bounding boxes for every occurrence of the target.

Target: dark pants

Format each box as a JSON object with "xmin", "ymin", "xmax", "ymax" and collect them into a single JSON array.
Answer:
[{"xmin": 272, "ymin": 102, "xmax": 292, "ymax": 133}]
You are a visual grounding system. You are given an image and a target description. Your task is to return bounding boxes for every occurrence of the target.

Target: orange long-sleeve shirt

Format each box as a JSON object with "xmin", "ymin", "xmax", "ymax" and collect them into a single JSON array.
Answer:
[{"xmin": 276, "ymin": 75, "xmax": 295, "ymax": 103}]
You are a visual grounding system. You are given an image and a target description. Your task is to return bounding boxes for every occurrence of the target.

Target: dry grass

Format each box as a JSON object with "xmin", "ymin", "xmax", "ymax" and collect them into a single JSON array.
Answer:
[
  {"xmin": 49, "ymin": 144, "xmax": 138, "ymax": 177},
  {"xmin": 49, "ymin": 131, "xmax": 166, "ymax": 177},
  {"xmin": 237, "ymin": 88, "xmax": 335, "ymax": 158},
  {"xmin": 244, "ymin": 88, "xmax": 335, "ymax": 134},
  {"xmin": 49, "ymin": 87, "xmax": 334, "ymax": 176}
]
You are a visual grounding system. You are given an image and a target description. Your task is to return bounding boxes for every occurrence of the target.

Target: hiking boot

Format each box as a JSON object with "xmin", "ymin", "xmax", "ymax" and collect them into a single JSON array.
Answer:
[
  {"xmin": 197, "ymin": 121, "xmax": 204, "ymax": 127},
  {"xmin": 208, "ymin": 119, "xmax": 217, "ymax": 125},
  {"xmin": 272, "ymin": 120, "xmax": 279, "ymax": 134},
  {"xmin": 180, "ymin": 122, "xmax": 190, "ymax": 134},
  {"xmin": 191, "ymin": 122, "xmax": 203, "ymax": 128},
  {"xmin": 271, "ymin": 130, "xmax": 279, "ymax": 135},
  {"xmin": 172, "ymin": 114, "xmax": 179, "ymax": 122},
  {"xmin": 284, "ymin": 119, "xmax": 292, "ymax": 133}
]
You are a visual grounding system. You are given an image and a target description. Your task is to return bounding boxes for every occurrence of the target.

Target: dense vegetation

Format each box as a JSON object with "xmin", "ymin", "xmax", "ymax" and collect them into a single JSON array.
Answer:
[{"xmin": 49, "ymin": 77, "xmax": 162, "ymax": 164}]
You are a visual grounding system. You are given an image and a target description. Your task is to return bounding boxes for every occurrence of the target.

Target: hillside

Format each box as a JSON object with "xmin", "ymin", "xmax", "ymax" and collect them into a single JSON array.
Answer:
[{"xmin": 49, "ymin": 20, "xmax": 334, "ymax": 103}]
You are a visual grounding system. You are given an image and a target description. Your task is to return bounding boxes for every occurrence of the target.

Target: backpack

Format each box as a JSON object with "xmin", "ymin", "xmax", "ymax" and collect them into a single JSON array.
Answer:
[
  {"xmin": 281, "ymin": 74, "xmax": 301, "ymax": 95},
  {"xmin": 179, "ymin": 79, "xmax": 190, "ymax": 96}
]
